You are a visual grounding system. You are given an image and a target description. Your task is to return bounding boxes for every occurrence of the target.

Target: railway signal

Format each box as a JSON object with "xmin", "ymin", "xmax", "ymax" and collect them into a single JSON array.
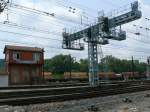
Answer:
[{"xmin": 62, "ymin": 1, "xmax": 142, "ymax": 86}]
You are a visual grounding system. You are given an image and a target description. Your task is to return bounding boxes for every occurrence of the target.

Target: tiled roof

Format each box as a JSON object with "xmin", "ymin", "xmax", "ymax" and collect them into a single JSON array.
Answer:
[{"xmin": 4, "ymin": 45, "xmax": 44, "ymax": 53}]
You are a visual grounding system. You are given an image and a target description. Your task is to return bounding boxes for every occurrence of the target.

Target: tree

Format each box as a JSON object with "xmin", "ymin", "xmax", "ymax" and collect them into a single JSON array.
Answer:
[
  {"xmin": 100, "ymin": 55, "xmax": 146, "ymax": 73},
  {"xmin": 44, "ymin": 59, "xmax": 51, "ymax": 72},
  {"xmin": 79, "ymin": 59, "xmax": 88, "ymax": 73},
  {"xmin": 44, "ymin": 54, "xmax": 75, "ymax": 74},
  {"xmin": 44, "ymin": 54, "xmax": 147, "ymax": 74}
]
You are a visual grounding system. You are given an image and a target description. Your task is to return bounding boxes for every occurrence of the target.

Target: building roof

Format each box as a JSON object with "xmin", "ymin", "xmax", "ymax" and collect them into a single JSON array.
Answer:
[{"xmin": 4, "ymin": 45, "xmax": 44, "ymax": 53}]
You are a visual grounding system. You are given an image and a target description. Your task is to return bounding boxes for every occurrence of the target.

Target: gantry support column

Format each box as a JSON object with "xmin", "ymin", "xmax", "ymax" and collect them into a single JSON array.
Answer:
[{"xmin": 88, "ymin": 42, "xmax": 99, "ymax": 86}]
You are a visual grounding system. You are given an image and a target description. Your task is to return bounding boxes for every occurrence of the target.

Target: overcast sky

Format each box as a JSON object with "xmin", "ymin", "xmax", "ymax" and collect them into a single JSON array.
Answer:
[{"xmin": 0, "ymin": 0, "xmax": 149, "ymax": 62}]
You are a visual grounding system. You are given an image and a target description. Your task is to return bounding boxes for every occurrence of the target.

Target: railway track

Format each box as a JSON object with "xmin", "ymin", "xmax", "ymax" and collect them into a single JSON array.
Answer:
[
  {"xmin": 0, "ymin": 82, "xmax": 89, "ymax": 90},
  {"xmin": 1, "ymin": 79, "xmax": 149, "ymax": 90},
  {"xmin": 0, "ymin": 81, "xmax": 150, "ymax": 106},
  {"xmin": 0, "ymin": 83, "xmax": 130, "ymax": 99}
]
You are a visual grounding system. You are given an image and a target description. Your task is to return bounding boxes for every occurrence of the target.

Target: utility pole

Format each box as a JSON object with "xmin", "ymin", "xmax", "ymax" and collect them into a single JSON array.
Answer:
[
  {"xmin": 62, "ymin": 1, "xmax": 141, "ymax": 87},
  {"xmin": 69, "ymin": 54, "xmax": 72, "ymax": 80},
  {"xmin": 131, "ymin": 56, "xmax": 134, "ymax": 78},
  {"xmin": 146, "ymin": 57, "xmax": 150, "ymax": 79}
]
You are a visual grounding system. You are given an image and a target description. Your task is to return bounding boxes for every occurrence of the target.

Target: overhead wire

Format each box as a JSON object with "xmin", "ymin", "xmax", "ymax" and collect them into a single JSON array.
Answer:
[
  {"xmin": 9, "ymin": 3, "xmax": 90, "ymax": 27},
  {"xmin": 7, "ymin": 7, "xmax": 90, "ymax": 30},
  {"xmin": 56, "ymin": 0, "xmax": 98, "ymax": 14},
  {"xmin": 0, "ymin": 19, "xmax": 150, "ymax": 55},
  {"xmin": 2, "ymin": 11, "xmax": 150, "ymax": 49},
  {"xmin": 0, "ymin": 15, "xmax": 150, "ymax": 57},
  {"xmin": 0, "ymin": 37, "xmax": 148, "ymax": 61},
  {"xmin": 0, "ymin": 0, "xmax": 148, "ymax": 60},
  {"xmin": 6, "ymin": 8, "xmax": 65, "ymax": 28}
]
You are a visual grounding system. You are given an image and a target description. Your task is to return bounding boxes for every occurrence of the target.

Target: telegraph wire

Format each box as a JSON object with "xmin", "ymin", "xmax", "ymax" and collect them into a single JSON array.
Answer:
[
  {"xmin": 0, "ymin": 38, "xmax": 148, "ymax": 61},
  {"xmin": 56, "ymin": 0, "xmax": 97, "ymax": 13},
  {"xmin": 6, "ymin": 8, "xmax": 65, "ymax": 28},
  {"xmin": 7, "ymin": 8, "xmax": 67, "ymax": 27},
  {"xmin": 0, "ymin": 28, "xmax": 62, "ymax": 41},
  {"xmin": 1, "ymin": 16, "xmax": 150, "ymax": 54},
  {"xmin": 0, "ymin": 0, "xmax": 148, "ymax": 61},
  {"xmin": 0, "ymin": 21, "xmax": 62, "ymax": 36},
  {"xmin": 0, "ymin": 33, "xmax": 149, "ymax": 55},
  {"xmin": 51, "ymin": 0, "xmax": 96, "ymax": 19},
  {"xmin": 9, "ymin": 3, "xmax": 90, "ymax": 26},
  {"xmin": 0, "ymin": 20, "xmax": 150, "ymax": 54},
  {"xmin": 0, "ymin": 36, "xmax": 148, "ymax": 62}
]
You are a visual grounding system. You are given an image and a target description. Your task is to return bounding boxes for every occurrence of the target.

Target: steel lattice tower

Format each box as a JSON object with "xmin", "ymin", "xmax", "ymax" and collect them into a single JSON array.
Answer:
[{"xmin": 62, "ymin": 1, "xmax": 142, "ymax": 86}]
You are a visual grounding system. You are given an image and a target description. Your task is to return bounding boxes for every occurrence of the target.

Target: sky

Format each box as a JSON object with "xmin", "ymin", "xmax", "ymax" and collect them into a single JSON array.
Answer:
[{"xmin": 0, "ymin": 0, "xmax": 149, "ymax": 62}]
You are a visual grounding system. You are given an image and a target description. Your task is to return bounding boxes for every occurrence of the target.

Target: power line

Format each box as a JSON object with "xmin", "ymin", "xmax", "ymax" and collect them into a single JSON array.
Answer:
[
  {"xmin": 0, "ymin": 22, "xmax": 150, "ymax": 55},
  {"xmin": 6, "ymin": 9, "xmax": 65, "ymax": 28},
  {"xmin": 0, "ymin": 0, "xmax": 148, "ymax": 59},
  {"xmin": 1, "ymin": 17, "xmax": 150, "ymax": 55},
  {"xmin": 7, "ymin": 7, "xmax": 74, "ymax": 27},
  {"xmin": 9, "ymin": 3, "xmax": 90, "ymax": 26},
  {"xmin": 57, "ymin": 0, "xmax": 97, "ymax": 13},
  {"xmin": 51, "ymin": 0, "xmax": 96, "ymax": 19},
  {"xmin": 0, "ymin": 36, "xmax": 148, "ymax": 61},
  {"xmin": 0, "ymin": 32, "xmax": 149, "ymax": 56},
  {"xmin": 0, "ymin": 18, "xmax": 146, "ymax": 45},
  {"xmin": 7, "ymin": 8, "xmax": 89, "ymax": 33},
  {"xmin": 3, "ymin": 12, "xmax": 150, "ymax": 47},
  {"xmin": 0, "ymin": 21, "xmax": 62, "ymax": 36},
  {"xmin": 0, "ymin": 28, "xmax": 62, "ymax": 41}
]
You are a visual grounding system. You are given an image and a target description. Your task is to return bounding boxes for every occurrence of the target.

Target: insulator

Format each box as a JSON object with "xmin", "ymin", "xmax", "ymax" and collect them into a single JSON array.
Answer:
[
  {"xmin": 135, "ymin": 32, "xmax": 140, "ymax": 35},
  {"xmin": 101, "ymin": 39, "xmax": 109, "ymax": 45},
  {"xmin": 117, "ymin": 31, "xmax": 126, "ymax": 41}
]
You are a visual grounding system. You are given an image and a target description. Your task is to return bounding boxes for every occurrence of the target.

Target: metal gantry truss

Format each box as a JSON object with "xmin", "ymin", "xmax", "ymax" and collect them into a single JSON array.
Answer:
[
  {"xmin": 0, "ymin": 1, "xmax": 142, "ymax": 87},
  {"xmin": 62, "ymin": 1, "xmax": 142, "ymax": 86}
]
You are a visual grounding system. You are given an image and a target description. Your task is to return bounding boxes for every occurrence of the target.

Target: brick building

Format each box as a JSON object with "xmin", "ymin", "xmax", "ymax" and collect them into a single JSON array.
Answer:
[{"xmin": 4, "ymin": 45, "xmax": 44, "ymax": 85}]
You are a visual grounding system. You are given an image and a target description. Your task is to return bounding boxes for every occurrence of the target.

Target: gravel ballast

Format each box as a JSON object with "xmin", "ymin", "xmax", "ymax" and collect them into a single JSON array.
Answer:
[{"xmin": 0, "ymin": 90, "xmax": 150, "ymax": 112}]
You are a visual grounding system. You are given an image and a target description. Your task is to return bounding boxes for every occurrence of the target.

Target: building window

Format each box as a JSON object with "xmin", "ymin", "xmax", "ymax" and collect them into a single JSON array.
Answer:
[
  {"xmin": 13, "ymin": 52, "xmax": 20, "ymax": 60},
  {"xmin": 33, "ymin": 53, "xmax": 40, "ymax": 61},
  {"xmin": 16, "ymin": 53, "xmax": 20, "ymax": 59}
]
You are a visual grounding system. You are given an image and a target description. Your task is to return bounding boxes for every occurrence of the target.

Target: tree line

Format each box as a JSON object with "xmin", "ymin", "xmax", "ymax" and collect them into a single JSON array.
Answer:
[{"xmin": 44, "ymin": 54, "xmax": 147, "ymax": 74}]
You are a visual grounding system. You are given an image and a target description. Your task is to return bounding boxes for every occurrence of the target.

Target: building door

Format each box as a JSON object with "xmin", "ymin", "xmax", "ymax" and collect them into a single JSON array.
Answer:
[
  {"xmin": 22, "ymin": 66, "xmax": 30, "ymax": 84},
  {"xmin": 31, "ymin": 66, "xmax": 40, "ymax": 84},
  {"xmin": 11, "ymin": 66, "xmax": 20, "ymax": 84}
]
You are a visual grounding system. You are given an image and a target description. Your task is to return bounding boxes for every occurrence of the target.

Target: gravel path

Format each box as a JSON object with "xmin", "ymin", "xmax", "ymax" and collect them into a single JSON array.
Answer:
[{"xmin": 0, "ymin": 90, "xmax": 150, "ymax": 112}]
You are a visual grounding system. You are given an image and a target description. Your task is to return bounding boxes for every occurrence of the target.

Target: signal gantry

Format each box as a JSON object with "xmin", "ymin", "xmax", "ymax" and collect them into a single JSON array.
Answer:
[{"xmin": 62, "ymin": 1, "xmax": 142, "ymax": 86}]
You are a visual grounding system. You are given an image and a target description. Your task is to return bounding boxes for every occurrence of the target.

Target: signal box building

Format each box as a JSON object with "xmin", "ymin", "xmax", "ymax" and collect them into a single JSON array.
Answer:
[{"xmin": 4, "ymin": 45, "xmax": 44, "ymax": 85}]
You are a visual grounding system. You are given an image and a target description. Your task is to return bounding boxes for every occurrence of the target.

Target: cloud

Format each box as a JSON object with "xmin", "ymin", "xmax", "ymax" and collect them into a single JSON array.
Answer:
[
  {"xmin": 0, "ymin": 0, "xmax": 149, "ymax": 62},
  {"xmin": 102, "ymin": 0, "xmax": 150, "ymax": 61}
]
